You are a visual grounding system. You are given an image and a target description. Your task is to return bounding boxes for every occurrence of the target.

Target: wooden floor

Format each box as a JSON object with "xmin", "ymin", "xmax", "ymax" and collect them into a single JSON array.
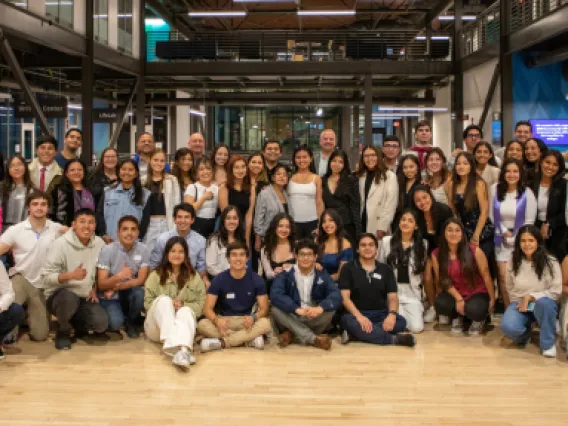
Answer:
[{"xmin": 2, "ymin": 323, "xmax": 568, "ymax": 426}]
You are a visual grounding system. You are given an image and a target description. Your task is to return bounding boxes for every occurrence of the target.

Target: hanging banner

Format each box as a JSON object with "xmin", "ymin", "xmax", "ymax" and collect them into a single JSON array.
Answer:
[
  {"xmin": 93, "ymin": 108, "xmax": 124, "ymax": 123},
  {"xmin": 13, "ymin": 94, "xmax": 68, "ymax": 118}
]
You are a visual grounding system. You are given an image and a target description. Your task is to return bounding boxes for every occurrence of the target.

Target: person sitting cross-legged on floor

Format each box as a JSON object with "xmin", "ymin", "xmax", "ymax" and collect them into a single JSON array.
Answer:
[
  {"xmin": 40, "ymin": 208, "xmax": 108, "ymax": 350},
  {"xmin": 339, "ymin": 233, "xmax": 416, "ymax": 347},
  {"xmin": 500, "ymin": 225, "xmax": 561, "ymax": 358},
  {"xmin": 97, "ymin": 216, "xmax": 150, "ymax": 338},
  {"xmin": 0, "ymin": 264, "xmax": 25, "ymax": 360},
  {"xmin": 197, "ymin": 241, "xmax": 271, "ymax": 352},
  {"xmin": 270, "ymin": 238, "xmax": 341, "ymax": 350},
  {"xmin": 144, "ymin": 236, "xmax": 206, "ymax": 371}
]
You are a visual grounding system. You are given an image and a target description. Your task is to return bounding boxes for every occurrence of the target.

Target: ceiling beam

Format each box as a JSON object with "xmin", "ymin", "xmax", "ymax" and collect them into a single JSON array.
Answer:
[
  {"xmin": 423, "ymin": 0, "xmax": 453, "ymax": 27},
  {"xmin": 146, "ymin": 0, "xmax": 196, "ymax": 39}
]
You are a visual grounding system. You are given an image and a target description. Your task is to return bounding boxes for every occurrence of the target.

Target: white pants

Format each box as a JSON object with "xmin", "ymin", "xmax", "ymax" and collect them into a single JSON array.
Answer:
[
  {"xmin": 144, "ymin": 217, "xmax": 168, "ymax": 253},
  {"xmin": 399, "ymin": 298, "xmax": 424, "ymax": 333},
  {"xmin": 144, "ymin": 295, "xmax": 196, "ymax": 353}
]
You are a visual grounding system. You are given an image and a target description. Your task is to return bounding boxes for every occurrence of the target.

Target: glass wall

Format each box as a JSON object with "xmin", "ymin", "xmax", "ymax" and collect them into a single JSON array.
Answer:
[
  {"xmin": 118, "ymin": 0, "xmax": 133, "ymax": 55},
  {"xmin": 214, "ymin": 106, "xmax": 341, "ymax": 156},
  {"xmin": 45, "ymin": 0, "xmax": 74, "ymax": 29},
  {"xmin": 94, "ymin": 0, "xmax": 109, "ymax": 45}
]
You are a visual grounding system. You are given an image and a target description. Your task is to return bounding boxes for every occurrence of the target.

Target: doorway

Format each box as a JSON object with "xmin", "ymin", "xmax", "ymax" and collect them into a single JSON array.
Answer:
[{"xmin": 20, "ymin": 122, "xmax": 35, "ymax": 161}]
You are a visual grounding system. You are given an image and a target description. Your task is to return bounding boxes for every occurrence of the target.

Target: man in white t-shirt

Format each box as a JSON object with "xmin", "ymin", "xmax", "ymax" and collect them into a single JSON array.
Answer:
[{"xmin": 0, "ymin": 190, "xmax": 65, "ymax": 341}]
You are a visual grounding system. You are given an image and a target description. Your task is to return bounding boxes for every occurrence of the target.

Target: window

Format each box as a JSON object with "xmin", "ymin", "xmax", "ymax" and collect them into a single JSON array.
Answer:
[
  {"xmin": 94, "ymin": 0, "xmax": 108, "ymax": 45},
  {"xmin": 118, "ymin": 0, "xmax": 133, "ymax": 55},
  {"xmin": 45, "ymin": 0, "xmax": 74, "ymax": 29}
]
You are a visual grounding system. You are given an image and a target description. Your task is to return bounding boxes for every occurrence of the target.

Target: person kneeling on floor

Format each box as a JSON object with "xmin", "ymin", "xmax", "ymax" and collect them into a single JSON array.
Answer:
[
  {"xmin": 41, "ymin": 208, "xmax": 108, "ymax": 350},
  {"xmin": 270, "ymin": 239, "xmax": 341, "ymax": 350},
  {"xmin": 144, "ymin": 236, "xmax": 206, "ymax": 370},
  {"xmin": 339, "ymin": 233, "xmax": 416, "ymax": 347},
  {"xmin": 198, "ymin": 241, "xmax": 271, "ymax": 352},
  {"xmin": 0, "ymin": 264, "xmax": 25, "ymax": 360}
]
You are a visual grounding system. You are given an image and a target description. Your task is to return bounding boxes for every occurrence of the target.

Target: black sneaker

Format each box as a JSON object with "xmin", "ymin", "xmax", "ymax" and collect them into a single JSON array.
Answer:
[
  {"xmin": 125, "ymin": 323, "xmax": 140, "ymax": 339},
  {"xmin": 0, "ymin": 346, "xmax": 5, "ymax": 360},
  {"xmin": 55, "ymin": 331, "xmax": 72, "ymax": 350},
  {"xmin": 394, "ymin": 334, "xmax": 416, "ymax": 347}
]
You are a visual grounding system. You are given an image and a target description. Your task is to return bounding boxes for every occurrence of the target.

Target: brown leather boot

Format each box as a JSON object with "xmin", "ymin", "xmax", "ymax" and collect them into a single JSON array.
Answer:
[
  {"xmin": 279, "ymin": 330, "xmax": 293, "ymax": 347},
  {"xmin": 312, "ymin": 334, "xmax": 332, "ymax": 350}
]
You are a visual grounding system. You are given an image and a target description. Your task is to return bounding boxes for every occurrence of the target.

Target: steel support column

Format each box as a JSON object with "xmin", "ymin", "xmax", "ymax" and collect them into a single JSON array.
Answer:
[
  {"xmin": 452, "ymin": 0, "xmax": 465, "ymax": 149},
  {"xmin": 206, "ymin": 106, "xmax": 215, "ymax": 150},
  {"xmin": 81, "ymin": 0, "xmax": 94, "ymax": 166},
  {"xmin": 364, "ymin": 74, "xmax": 373, "ymax": 147},
  {"xmin": 135, "ymin": 0, "xmax": 146, "ymax": 141},
  {"xmin": 500, "ymin": 0, "xmax": 513, "ymax": 143},
  {"xmin": 351, "ymin": 106, "xmax": 360, "ymax": 167},
  {"xmin": 0, "ymin": 28, "xmax": 51, "ymax": 135},
  {"xmin": 479, "ymin": 63, "xmax": 501, "ymax": 129},
  {"xmin": 109, "ymin": 79, "xmax": 139, "ymax": 149}
]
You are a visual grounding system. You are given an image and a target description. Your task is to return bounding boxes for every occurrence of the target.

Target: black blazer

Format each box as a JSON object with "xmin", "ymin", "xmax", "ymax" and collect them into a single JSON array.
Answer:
[
  {"xmin": 322, "ymin": 174, "xmax": 361, "ymax": 240},
  {"xmin": 533, "ymin": 178, "xmax": 567, "ymax": 260}
]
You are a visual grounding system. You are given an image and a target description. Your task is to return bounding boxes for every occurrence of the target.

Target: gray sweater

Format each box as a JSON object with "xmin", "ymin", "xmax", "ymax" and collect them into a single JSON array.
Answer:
[
  {"xmin": 506, "ymin": 258, "xmax": 562, "ymax": 304},
  {"xmin": 254, "ymin": 185, "xmax": 289, "ymax": 237}
]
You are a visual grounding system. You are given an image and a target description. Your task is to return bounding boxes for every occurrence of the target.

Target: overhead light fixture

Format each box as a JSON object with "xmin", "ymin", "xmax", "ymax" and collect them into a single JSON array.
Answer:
[
  {"xmin": 118, "ymin": 14, "xmax": 133, "ymax": 18},
  {"xmin": 189, "ymin": 108, "xmax": 206, "ymax": 116},
  {"xmin": 316, "ymin": 108, "xmax": 323, "ymax": 117},
  {"xmin": 415, "ymin": 36, "xmax": 450, "ymax": 41},
  {"xmin": 94, "ymin": 14, "xmax": 108, "ymax": 19},
  {"xmin": 234, "ymin": 0, "xmax": 288, "ymax": 2},
  {"xmin": 378, "ymin": 107, "xmax": 448, "ymax": 112},
  {"xmin": 45, "ymin": 1, "xmax": 72, "ymax": 5},
  {"xmin": 68, "ymin": 104, "xmax": 82, "ymax": 110},
  {"xmin": 438, "ymin": 15, "xmax": 477, "ymax": 21},
  {"xmin": 297, "ymin": 10, "xmax": 355, "ymax": 16},
  {"xmin": 371, "ymin": 113, "xmax": 421, "ymax": 118},
  {"xmin": 189, "ymin": 11, "xmax": 247, "ymax": 17}
]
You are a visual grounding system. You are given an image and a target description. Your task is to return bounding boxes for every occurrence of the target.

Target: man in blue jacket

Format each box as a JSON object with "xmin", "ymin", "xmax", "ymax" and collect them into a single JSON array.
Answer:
[{"xmin": 270, "ymin": 239, "xmax": 341, "ymax": 350}]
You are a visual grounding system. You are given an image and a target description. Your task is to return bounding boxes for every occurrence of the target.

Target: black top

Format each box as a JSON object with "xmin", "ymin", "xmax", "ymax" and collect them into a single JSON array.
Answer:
[
  {"xmin": 87, "ymin": 172, "xmax": 117, "ymax": 208},
  {"xmin": 339, "ymin": 259, "xmax": 397, "ymax": 311},
  {"xmin": 396, "ymin": 247, "xmax": 411, "ymax": 284},
  {"xmin": 228, "ymin": 187, "xmax": 250, "ymax": 220},
  {"xmin": 270, "ymin": 257, "xmax": 296, "ymax": 270},
  {"xmin": 532, "ymin": 179, "xmax": 567, "ymax": 260},
  {"xmin": 282, "ymin": 202, "xmax": 289, "ymax": 215},
  {"xmin": 146, "ymin": 181, "xmax": 166, "ymax": 216},
  {"xmin": 417, "ymin": 202, "xmax": 453, "ymax": 255},
  {"xmin": 323, "ymin": 175, "xmax": 361, "ymax": 238},
  {"xmin": 454, "ymin": 194, "xmax": 493, "ymax": 242},
  {"xmin": 361, "ymin": 173, "xmax": 374, "ymax": 233}
]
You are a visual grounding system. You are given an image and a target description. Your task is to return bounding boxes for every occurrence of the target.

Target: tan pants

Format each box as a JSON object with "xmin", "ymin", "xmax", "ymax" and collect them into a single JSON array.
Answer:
[
  {"xmin": 197, "ymin": 316, "xmax": 271, "ymax": 348},
  {"xmin": 12, "ymin": 274, "xmax": 49, "ymax": 341},
  {"xmin": 560, "ymin": 295, "xmax": 568, "ymax": 343}
]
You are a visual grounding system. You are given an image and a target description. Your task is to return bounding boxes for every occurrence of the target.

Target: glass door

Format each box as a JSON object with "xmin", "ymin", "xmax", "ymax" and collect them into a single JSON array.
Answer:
[{"xmin": 20, "ymin": 122, "xmax": 35, "ymax": 161}]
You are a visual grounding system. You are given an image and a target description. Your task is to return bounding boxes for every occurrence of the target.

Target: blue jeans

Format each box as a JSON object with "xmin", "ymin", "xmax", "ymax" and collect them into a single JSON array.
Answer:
[
  {"xmin": 340, "ymin": 309, "xmax": 407, "ymax": 345},
  {"xmin": 0, "ymin": 303, "xmax": 26, "ymax": 341},
  {"xmin": 500, "ymin": 297, "xmax": 558, "ymax": 350},
  {"xmin": 99, "ymin": 287, "xmax": 145, "ymax": 332}
]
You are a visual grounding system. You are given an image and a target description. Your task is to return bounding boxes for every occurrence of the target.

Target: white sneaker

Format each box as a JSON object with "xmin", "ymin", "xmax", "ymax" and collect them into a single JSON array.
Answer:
[
  {"xmin": 542, "ymin": 345, "xmax": 557, "ymax": 358},
  {"xmin": 188, "ymin": 351, "xmax": 197, "ymax": 365},
  {"xmin": 438, "ymin": 315, "xmax": 450, "ymax": 325},
  {"xmin": 172, "ymin": 348, "xmax": 190, "ymax": 370},
  {"xmin": 451, "ymin": 317, "xmax": 463, "ymax": 334},
  {"xmin": 423, "ymin": 306, "xmax": 436, "ymax": 323},
  {"xmin": 468, "ymin": 321, "xmax": 485, "ymax": 336},
  {"xmin": 246, "ymin": 335, "xmax": 265, "ymax": 350},
  {"xmin": 200, "ymin": 338, "xmax": 222, "ymax": 353}
]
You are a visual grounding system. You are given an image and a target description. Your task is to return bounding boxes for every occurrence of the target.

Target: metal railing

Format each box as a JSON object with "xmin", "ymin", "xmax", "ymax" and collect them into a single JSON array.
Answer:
[
  {"xmin": 462, "ymin": 0, "xmax": 568, "ymax": 58},
  {"xmin": 146, "ymin": 30, "xmax": 453, "ymax": 63},
  {"xmin": 462, "ymin": 1, "xmax": 500, "ymax": 57}
]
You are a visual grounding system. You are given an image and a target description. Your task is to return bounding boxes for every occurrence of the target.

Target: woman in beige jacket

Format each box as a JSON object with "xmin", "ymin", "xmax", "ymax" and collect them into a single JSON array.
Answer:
[{"xmin": 356, "ymin": 145, "xmax": 399, "ymax": 240}]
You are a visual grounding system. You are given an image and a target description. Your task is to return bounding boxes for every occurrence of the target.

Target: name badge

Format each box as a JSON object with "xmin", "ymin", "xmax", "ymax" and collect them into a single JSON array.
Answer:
[
  {"xmin": 227, "ymin": 293, "xmax": 235, "ymax": 299},
  {"xmin": 133, "ymin": 255, "xmax": 142, "ymax": 261},
  {"xmin": 373, "ymin": 273, "xmax": 382, "ymax": 280}
]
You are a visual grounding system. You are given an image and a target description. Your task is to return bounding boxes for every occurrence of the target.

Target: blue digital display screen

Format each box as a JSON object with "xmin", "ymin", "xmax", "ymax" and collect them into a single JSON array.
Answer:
[{"xmin": 530, "ymin": 120, "xmax": 568, "ymax": 146}]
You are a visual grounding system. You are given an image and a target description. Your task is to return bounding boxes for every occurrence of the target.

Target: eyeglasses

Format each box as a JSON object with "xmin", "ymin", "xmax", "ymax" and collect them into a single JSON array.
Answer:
[
  {"xmin": 466, "ymin": 133, "xmax": 481, "ymax": 139},
  {"xmin": 297, "ymin": 251, "xmax": 315, "ymax": 258},
  {"xmin": 383, "ymin": 144, "xmax": 400, "ymax": 149}
]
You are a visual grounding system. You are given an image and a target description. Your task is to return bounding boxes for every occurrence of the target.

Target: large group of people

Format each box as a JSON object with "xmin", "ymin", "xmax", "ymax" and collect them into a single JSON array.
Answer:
[{"xmin": 1, "ymin": 120, "xmax": 568, "ymax": 372}]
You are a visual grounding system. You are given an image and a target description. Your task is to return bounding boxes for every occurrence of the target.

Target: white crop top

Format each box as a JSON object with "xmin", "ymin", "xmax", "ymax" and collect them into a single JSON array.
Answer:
[{"xmin": 287, "ymin": 179, "xmax": 318, "ymax": 222}]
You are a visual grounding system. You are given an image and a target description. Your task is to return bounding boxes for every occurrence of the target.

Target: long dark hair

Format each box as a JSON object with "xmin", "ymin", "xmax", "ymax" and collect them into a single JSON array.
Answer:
[
  {"xmin": 387, "ymin": 209, "xmax": 426, "ymax": 275},
  {"xmin": 1, "ymin": 154, "xmax": 34, "ymax": 204},
  {"xmin": 157, "ymin": 236, "xmax": 196, "ymax": 290},
  {"xmin": 450, "ymin": 151, "xmax": 482, "ymax": 210},
  {"xmin": 226, "ymin": 154, "xmax": 251, "ymax": 191},
  {"xmin": 213, "ymin": 144, "xmax": 230, "ymax": 172},
  {"xmin": 473, "ymin": 141, "xmax": 499, "ymax": 167},
  {"xmin": 207, "ymin": 205, "xmax": 246, "ymax": 250},
  {"xmin": 172, "ymin": 147, "xmax": 193, "ymax": 188},
  {"xmin": 60, "ymin": 159, "xmax": 88, "ymax": 191},
  {"xmin": 512, "ymin": 225, "xmax": 554, "ymax": 280},
  {"xmin": 292, "ymin": 144, "xmax": 316, "ymax": 174},
  {"xmin": 356, "ymin": 145, "xmax": 388, "ymax": 184},
  {"xmin": 524, "ymin": 138, "xmax": 548, "ymax": 167},
  {"xmin": 92, "ymin": 147, "xmax": 119, "ymax": 178},
  {"xmin": 409, "ymin": 184, "xmax": 443, "ymax": 235},
  {"xmin": 143, "ymin": 149, "xmax": 167, "ymax": 198},
  {"xmin": 396, "ymin": 155, "xmax": 421, "ymax": 210},
  {"xmin": 248, "ymin": 151, "xmax": 269, "ymax": 185},
  {"xmin": 437, "ymin": 218, "xmax": 477, "ymax": 289},
  {"xmin": 316, "ymin": 209, "xmax": 348, "ymax": 255},
  {"xmin": 324, "ymin": 149, "xmax": 351, "ymax": 181},
  {"xmin": 496, "ymin": 158, "xmax": 525, "ymax": 201},
  {"xmin": 118, "ymin": 159, "xmax": 145, "ymax": 206},
  {"xmin": 504, "ymin": 140, "xmax": 525, "ymax": 162},
  {"xmin": 263, "ymin": 213, "xmax": 296, "ymax": 259},
  {"xmin": 534, "ymin": 150, "xmax": 566, "ymax": 192}
]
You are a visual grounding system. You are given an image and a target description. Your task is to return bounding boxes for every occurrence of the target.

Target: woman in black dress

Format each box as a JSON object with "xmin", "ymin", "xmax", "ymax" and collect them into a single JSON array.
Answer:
[{"xmin": 260, "ymin": 213, "xmax": 296, "ymax": 293}]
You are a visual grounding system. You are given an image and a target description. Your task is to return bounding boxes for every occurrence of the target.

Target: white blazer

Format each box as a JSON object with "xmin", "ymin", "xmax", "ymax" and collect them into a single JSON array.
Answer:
[
  {"xmin": 163, "ymin": 175, "xmax": 181, "ymax": 230},
  {"xmin": 379, "ymin": 236, "xmax": 427, "ymax": 303},
  {"xmin": 359, "ymin": 170, "xmax": 398, "ymax": 235}
]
